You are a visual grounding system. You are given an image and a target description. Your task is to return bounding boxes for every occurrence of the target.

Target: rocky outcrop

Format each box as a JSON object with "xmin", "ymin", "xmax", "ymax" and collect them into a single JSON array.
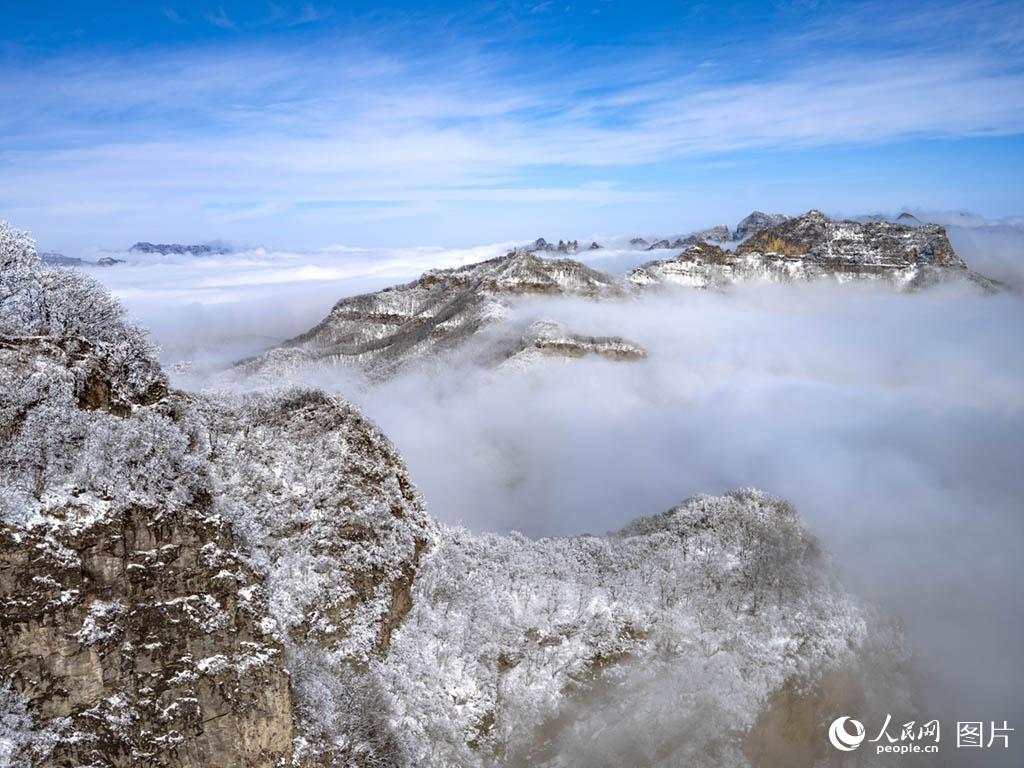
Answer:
[
  {"xmin": 520, "ymin": 238, "xmax": 583, "ymax": 254},
  {"xmin": 734, "ymin": 211, "xmax": 790, "ymax": 240},
  {"xmin": 629, "ymin": 211, "xmax": 1003, "ymax": 291},
  {"xmin": 195, "ymin": 390, "xmax": 433, "ymax": 658},
  {"xmin": 0, "ymin": 335, "xmax": 294, "ymax": 767},
  {"xmin": 691, "ymin": 224, "xmax": 732, "ymax": 243},
  {"xmin": 627, "ymin": 240, "xmax": 737, "ymax": 289},
  {"xmin": 241, "ymin": 251, "xmax": 643, "ymax": 379},
  {"xmin": 736, "ymin": 209, "xmax": 960, "ymax": 265},
  {"xmin": 501, "ymin": 320, "xmax": 647, "ymax": 368}
]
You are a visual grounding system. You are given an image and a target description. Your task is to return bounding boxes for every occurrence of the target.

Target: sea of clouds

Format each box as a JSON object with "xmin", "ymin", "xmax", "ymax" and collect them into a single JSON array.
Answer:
[{"xmin": 85, "ymin": 218, "xmax": 1024, "ymax": 766}]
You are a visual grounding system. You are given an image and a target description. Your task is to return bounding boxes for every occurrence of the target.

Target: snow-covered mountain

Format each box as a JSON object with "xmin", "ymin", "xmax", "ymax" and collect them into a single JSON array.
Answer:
[
  {"xmin": 628, "ymin": 210, "xmax": 1003, "ymax": 292},
  {"xmin": 383, "ymin": 490, "xmax": 909, "ymax": 768},
  {"xmin": 1, "ymin": 221, "xmax": 914, "ymax": 767},
  {"xmin": 238, "ymin": 250, "xmax": 643, "ymax": 380}
]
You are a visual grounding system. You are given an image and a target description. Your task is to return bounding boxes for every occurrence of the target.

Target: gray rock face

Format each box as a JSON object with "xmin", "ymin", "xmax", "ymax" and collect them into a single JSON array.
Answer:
[
  {"xmin": 129, "ymin": 242, "xmax": 231, "ymax": 256},
  {"xmin": 733, "ymin": 211, "xmax": 790, "ymax": 240},
  {"xmin": 0, "ymin": 336, "xmax": 297, "ymax": 767},
  {"xmin": 629, "ymin": 210, "xmax": 1003, "ymax": 292},
  {"xmin": 242, "ymin": 251, "xmax": 641, "ymax": 379}
]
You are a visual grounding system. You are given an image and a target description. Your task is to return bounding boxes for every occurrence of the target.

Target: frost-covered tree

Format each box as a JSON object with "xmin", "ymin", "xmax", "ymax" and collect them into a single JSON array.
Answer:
[
  {"xmin": 0, "ymin": 223, "xmax": 44, "ymax": 335},
  {"xmin": 0, "ymin": 222, "xmax": 161, "ymax": 393}
]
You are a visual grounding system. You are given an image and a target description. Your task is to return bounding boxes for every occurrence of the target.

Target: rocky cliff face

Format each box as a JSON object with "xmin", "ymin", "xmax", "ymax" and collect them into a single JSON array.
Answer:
[
  {"xmin": 629, "ymin": 210, "xmax": 1003, "ymax": 291},
  {"xmin": 240, "ymin": 251, "xmax": 643, "ymax": 380},
  {"xmin": 0, "ymin": 334, "xmax": 296, "ymax": 768}
]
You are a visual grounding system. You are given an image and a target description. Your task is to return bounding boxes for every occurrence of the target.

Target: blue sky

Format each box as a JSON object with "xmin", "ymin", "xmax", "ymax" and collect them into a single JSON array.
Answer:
[{"xmin": 2, "ymin": 0, "xmax": 1023, "ymax": 251}]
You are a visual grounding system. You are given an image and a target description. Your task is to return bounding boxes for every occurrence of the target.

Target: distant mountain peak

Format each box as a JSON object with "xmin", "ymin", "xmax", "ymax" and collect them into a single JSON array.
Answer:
[
  {"xmin": 733, "ymin": 211, "xmax": 790, "ymax": 239},
  {"xmin": 129, "ymin": 241, "xmax": 232, "ymax": 256}
]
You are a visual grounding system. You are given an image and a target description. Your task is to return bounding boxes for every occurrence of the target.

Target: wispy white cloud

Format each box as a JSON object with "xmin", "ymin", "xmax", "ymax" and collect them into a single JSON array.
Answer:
[
  {"xmin": 162, "ymin": 7, "xmax": 187, "ymax": 25},
  {"xmin": 289, "ymin": 3, "xmax": 328, "ymax": 26},
  {"xmin": 203, "ymin": 5, "xmax": 236, "ymax": 30},
  {"xmin": 4, "ymin": 49, "xmax": 1022, "ymax": 183}
]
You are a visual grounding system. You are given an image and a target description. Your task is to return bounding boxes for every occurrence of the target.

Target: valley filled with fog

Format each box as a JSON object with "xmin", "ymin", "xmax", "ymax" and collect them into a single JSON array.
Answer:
[{"xmin": 78, "ymin": 220, "xmax": 1024, "ymax": 762}]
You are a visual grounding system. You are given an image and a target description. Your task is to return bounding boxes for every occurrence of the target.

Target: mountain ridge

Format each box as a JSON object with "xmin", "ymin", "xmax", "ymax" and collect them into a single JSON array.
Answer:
[{"xmin": 244, "ymin": 209, "xmax": 1003, "ymax": 382}]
